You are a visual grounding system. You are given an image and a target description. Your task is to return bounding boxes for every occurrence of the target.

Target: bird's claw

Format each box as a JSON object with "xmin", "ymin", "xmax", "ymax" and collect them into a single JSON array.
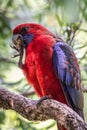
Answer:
[
  {"xmin": 10, "ymin": 45, "xmax": 19, "ymax": 52},
  {"xmin": 11, "ymin": 53, "xmax": 20, "ymax": 58},
  {"xmin": 10, "ymin": 44, "xmax": 24, "ymax": 68},
  {"xmin": 36, "ymin": 96, "xmax": 51, "ymax": 107},
  {"xmin": 10, "ymin": 45, "xmax": 20, "ymax": 58}
]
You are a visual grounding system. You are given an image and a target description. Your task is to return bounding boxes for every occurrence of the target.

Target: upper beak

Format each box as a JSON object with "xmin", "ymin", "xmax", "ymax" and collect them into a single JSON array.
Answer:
[{"xmin": 12, "ymin": 34, "xmax": 23, "ymax": 49}]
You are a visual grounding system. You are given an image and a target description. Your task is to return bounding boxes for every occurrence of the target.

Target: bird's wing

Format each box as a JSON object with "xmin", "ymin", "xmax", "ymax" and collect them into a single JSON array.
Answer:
[{"xmin": 52, "ymin": 41, "xmax": 84, "ymax": 118}]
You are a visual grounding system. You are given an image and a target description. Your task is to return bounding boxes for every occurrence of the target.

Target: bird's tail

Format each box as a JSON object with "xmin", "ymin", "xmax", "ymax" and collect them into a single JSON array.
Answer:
[{"xmin": 57, "ymin": 122, "xmax": 67, "ymax": 130}]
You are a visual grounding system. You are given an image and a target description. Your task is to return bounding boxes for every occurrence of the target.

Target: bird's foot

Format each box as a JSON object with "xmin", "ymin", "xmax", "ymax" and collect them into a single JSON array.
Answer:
[
  {"xmin": 11, "ymin": 53, "xmax": 20, "ymax": 58},
  {"xmin": 18, "ymin": 46, "xmax": 24, "ymax": 68},
  {"xmin": 10, "ymin": 45, "xmax": 20, "ymax": 58},
  {"xmin": 10, "ymin": 45, "xmax": 19, "ymax": 52},
  {"xmin": 18, "ymin": 61, "xmax": 23, "ymax": 68},
  {"xmin": 36, "ymin": 96, "xmax": 51, "ymax": 107}
]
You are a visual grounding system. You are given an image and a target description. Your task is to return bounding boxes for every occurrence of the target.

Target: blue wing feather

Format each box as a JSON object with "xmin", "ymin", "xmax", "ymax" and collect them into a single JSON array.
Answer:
[
  {"xmin": 65, "ymin": 71, "xmax": 73, "ymax": 86},
  {"xmin": 53, "ymin": 41, "xmax": 84, "ymax": 118},
  {"xmin": 53, "ymin": 42, "xmax": 73, "ymax": 85}
]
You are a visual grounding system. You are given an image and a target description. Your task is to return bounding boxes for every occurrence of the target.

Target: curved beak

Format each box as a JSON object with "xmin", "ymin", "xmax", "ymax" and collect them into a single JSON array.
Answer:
[{"xmin": 12, "ymin": 34, "xmax": 23, "ymax": 49}]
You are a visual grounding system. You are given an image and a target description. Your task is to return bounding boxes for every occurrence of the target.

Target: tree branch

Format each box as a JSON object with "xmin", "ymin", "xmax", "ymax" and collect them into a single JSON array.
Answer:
[
  {"xmin": 0, "ymin": 88, "xmax": 87, "ymax": 130},
  {"xmin": 0, "ymin": 57, "xmax": 16, "ymax": 64}
]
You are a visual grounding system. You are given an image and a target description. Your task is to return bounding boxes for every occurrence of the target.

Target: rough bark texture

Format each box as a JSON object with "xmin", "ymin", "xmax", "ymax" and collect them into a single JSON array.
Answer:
[{"xmin": 0, "ymin": 88, "xmax": 87, "ymax": 130}]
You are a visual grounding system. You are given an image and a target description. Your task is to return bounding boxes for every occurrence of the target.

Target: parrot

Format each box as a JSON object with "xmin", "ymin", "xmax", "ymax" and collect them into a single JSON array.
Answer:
[{"xmin": 12, "ymin": 23, "xmax": 84, "ymax": 130}]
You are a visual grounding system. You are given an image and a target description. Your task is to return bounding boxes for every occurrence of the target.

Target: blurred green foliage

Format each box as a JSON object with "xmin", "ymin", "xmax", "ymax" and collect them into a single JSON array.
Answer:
[{"xmin": 0, "ymin": 0, "xmax": 87, "ymax": 130}]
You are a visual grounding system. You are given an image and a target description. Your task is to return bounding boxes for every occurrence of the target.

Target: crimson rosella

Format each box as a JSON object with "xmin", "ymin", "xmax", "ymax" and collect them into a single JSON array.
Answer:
[{"xmin": 12, "ymin": 23, "xmax": 84, "ymax": 130}]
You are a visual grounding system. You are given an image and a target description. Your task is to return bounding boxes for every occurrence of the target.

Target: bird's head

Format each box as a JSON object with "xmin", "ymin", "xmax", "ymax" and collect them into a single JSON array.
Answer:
[{"xmin": 12, "ymin": 23, "xmax": 53, "ymax": 49}]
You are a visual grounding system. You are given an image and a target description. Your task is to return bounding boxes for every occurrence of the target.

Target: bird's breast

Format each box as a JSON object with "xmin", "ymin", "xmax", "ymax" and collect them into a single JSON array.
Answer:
[{"xmin": 25, "ymin": 41, "xmax": 68, "ymax": 104}]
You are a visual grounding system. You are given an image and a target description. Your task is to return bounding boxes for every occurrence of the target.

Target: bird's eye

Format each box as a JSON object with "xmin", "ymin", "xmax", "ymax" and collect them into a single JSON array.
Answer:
[{"xmin": 20, "ymin": 26, "xmax": 29, "ymax": 34}]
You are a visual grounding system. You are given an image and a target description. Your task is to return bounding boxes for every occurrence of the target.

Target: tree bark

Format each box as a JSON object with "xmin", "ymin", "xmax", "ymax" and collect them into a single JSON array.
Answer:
[{"xmin": 0, "ymin": 88, "xmax": 87, "ymax": 130}]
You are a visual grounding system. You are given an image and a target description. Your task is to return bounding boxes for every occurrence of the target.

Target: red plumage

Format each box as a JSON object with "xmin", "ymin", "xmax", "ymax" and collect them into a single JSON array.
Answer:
[
  {"xmin": 23, "ymin": 34, "xmax": 67, "ymax": 103},
  {"xmin": 12, "ymin": 23, "xmax": 84, "ymax": 130}
]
